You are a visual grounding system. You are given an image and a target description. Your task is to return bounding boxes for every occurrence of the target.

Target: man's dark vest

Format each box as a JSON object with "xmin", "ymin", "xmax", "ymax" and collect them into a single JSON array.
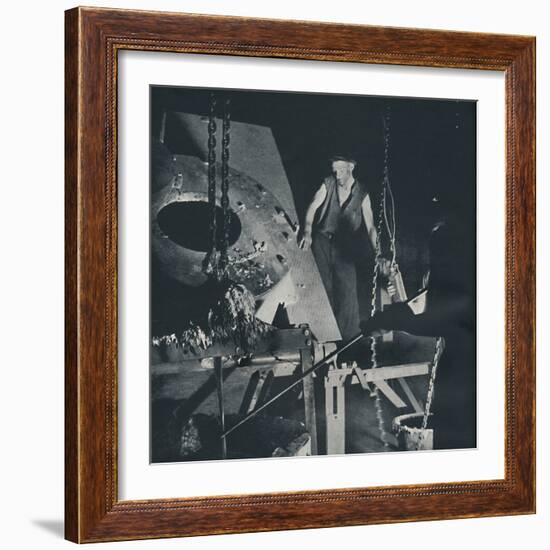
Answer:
[{"xmin": 315, "ymin": 175, "xmax": 367, "ymax": 236}]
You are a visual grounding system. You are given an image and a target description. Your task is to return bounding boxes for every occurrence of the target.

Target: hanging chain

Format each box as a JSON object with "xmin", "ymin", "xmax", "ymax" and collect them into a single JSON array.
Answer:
[
  {"xmin": 208, "ymin": 93, "xmax": 218, "ymax": 253},
  {"xmin": 414, "ymin": 336, "xmax": 445, "ymax": 450},
  {"xmin": 367, "ymin": 106, "xmax": 393, "ymax": 449},
  {"xmin": 203, "ymin": 92, "xmax": 219, "ymax": 279},
  {"xmin": 422, "ymin": 336, "xmax": 445, "ymax": 430},
  {"xmin": 219, "ymin": 98, "xmax": 231, "ymax": 276}
]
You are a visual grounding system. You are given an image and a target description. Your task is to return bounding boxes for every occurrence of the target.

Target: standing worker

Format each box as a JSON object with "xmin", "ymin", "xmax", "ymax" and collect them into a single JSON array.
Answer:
[{"xmin": 299, "ymin": 155, "xmax": 379, "ymax": 341}]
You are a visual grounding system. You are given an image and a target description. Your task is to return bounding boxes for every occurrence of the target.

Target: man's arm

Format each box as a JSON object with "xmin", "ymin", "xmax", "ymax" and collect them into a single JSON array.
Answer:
[
  {"xmin": 361, "ymin": 193, "xmax": 378, "ymax": 250},
  {"xmin": 299, "ymin": 183, "xmax": 327, "ymax": 251}
]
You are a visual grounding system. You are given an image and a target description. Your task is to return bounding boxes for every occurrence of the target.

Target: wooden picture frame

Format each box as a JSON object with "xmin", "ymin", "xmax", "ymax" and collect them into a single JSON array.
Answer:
[{"xmin": 65, "ymin": 6, "xmax": 536, "ymax": 543}]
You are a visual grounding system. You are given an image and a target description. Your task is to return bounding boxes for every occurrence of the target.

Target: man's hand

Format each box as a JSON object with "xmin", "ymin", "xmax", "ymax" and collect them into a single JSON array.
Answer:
[
  {"xmin": 376, "ymin": 257, "xmax": 392, "ymax": 277},
  {"xmin": 300, "ymin": 183, "xmax": 327, "ymax": 252},
  {"xmin": 298, "ymin": 231, "xmax": 312, "ymax": 251},
  {"xmin": 387, "ymin": 279, "xmax": 397, "ymax": 298}
]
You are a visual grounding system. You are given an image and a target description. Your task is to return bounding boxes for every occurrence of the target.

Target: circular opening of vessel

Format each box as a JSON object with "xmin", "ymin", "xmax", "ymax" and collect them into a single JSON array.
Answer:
[{"xmin": 157, "ymin": 201, "xmax": 242, "ymax": 252}]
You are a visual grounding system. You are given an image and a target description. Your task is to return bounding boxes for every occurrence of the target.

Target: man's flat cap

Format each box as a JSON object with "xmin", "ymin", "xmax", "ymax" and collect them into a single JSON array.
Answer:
[{"xmin": 329, "ymin": 153, "xmax": 357, "ymax": 165}]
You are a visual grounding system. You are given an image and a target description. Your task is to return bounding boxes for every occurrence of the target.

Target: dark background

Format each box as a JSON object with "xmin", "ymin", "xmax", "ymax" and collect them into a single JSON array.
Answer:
[{"xmin": 151, "ymin": 86, "xmax": 476, "ymax": 299}]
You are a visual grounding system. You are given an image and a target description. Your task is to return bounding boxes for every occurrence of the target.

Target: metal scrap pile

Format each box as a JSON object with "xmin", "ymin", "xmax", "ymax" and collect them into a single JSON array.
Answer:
[
  {"xmin": 207, "ymin": 280, "xmax": 272, "ymax": 352},
  {"xmin": 152, "ymin": 279, "xmax": 273, "ymax": 355},
  {"xmin": 225, "ymin": 242, "xmax": 273, "ymax": 294}
]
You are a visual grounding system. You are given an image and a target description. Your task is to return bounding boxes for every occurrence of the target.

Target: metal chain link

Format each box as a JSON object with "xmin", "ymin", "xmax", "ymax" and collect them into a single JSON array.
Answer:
[
  {"xmin": 422, "ymin": 336, "xmax": 445, "ymax": 430},
  {"xmin": 203, "ymin": 92, "xmax": 219, "ymax": 279},
  {"xmin": 219, "ymin": 98, "xmax": 231, "ymax": 276},
  {"xmin": 367, "ymin": 106, "xmax": 393, "ymax": 449},
  {"xmin": 415, "ymin": 336, "xmax": 445, "ymax": 450}
]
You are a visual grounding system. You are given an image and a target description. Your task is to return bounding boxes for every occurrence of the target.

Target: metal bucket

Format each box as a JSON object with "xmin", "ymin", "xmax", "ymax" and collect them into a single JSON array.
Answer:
[{"xmin": 392, "ymin": 412, "xmax": 433, "ymax": 451}]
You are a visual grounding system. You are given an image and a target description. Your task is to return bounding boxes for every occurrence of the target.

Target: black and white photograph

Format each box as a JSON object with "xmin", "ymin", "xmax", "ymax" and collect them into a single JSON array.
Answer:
[
  {"xmin": 149, "ymin": 85, "xmax": 476, "ymax": 463},
  {"xmin": 2, "ymin": 0, "xmax": 543, "ymax": 547}
]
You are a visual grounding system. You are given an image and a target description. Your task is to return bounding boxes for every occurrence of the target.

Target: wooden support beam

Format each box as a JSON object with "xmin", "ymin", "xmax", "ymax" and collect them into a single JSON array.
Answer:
[
  {"xmin": 372, "ymin": 379, "xmax": 407, "ymax": 409},
  {"xmin": 324, "ymin": 362, "xmax": 429, "ymax": 388},
  {"xmin": 398, "ymin": 378, "xmax": 423, "ymax": 413},
  {"xmin": 256, "ymin": 370, "xmax": 275, "ymax": 409},
  {"xmin": 214, "ymin": 357, "xmax": 227, "ymax": 459},
  {"xmin": 239, "ymin": 370, "xmax": 261, "ymax": 415},
  {"xmin": 362, "ymin": 363, "xmax": 429, "ymax": 382},
  {"xmin": 300, "ymin": 348, "xmax": 318, "ymax": 455},
  {"xmin": 325, "ymin": 372, "xmax": 347, "ymax": 455},
  {"xmin": 351, "ymin": 362, "xmax": 430, "ymax": 386},
  {"xmin": 323, "ymin": 362, "xmax": 428, "ymax": 456}
]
